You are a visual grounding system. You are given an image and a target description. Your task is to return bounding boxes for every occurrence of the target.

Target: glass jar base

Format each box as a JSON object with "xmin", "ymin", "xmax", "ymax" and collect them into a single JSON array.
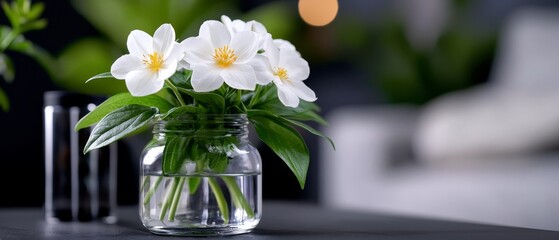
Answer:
[{"xmin": 147, "ymin": 225, "xmax": 256, "ymax": 236}]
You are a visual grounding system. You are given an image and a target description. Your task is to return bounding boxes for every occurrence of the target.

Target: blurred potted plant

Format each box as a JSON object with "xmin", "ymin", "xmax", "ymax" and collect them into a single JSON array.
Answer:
[
  {"xmin": 329, "ymin": 0, "xmax": 497, "ymax": 104},
  {"xmin": 0, "ymin": 0, "xmax": 50, "ymax": 111}
]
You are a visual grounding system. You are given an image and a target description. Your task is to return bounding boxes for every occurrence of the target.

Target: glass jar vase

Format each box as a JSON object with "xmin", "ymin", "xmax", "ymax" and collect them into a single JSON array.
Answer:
[{"xmin": 140, "ymin": 114, "xmax": 262, "ymax": 236}]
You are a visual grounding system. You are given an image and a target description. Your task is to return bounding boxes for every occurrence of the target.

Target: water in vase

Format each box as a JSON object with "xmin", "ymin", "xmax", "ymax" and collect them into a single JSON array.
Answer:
[{"xmin": 140, "ymin": 173, "xmax": 261, "ymax": 236}]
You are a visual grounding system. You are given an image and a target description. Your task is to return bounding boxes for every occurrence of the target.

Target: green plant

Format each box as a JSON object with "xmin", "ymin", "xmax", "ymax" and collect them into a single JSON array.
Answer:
[
  {"xmin": 0, "ymin": 0, "xmax": 51, "ymax": 111},
  {"xmin": 75, "ymin": 18, "xmax": 333, "ymax": 221},
  {"xmin": 332, "ymin": 1, "xmax": 496, "ymax": 104}
]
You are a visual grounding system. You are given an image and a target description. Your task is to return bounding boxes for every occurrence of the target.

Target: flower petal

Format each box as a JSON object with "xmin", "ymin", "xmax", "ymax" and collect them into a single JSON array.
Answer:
[
  {"xmin": 221, "ymin": 15, "xmax": 234, "ymax": 33},
  {"xmin": 127, "ymin": 30, "xmax": 153, "ymax": 58},
  {"xmin": 221, "ymin": 64, "xmax": 257, "ymax": 90},
  {"xmin": 280, "ymin": 49, "xmax": 310, "ymax": 81},
  {"xmin": 158, "ymin": 59, "xmax": 178, "ymax": 81},
  {"xmin": 181, "ymin": 37, "xmax": 214, "ymax": 64},
  {"xmin": 263, "ymin": 37, "xmax": 280, "ymax": 66},
  {"xmin": 288, "ymin": 81, "xmax": 317, "ymax": 102},
  {"xmin": 110, "ymin": 54, "xmax": 144, "ymax": 79},
  {"xmin": 276, "ymin": 83, "xmax": 300, "ymax": 108},
  {"xmin": 153, "ymin": 23, "xmax": 176, "ymax": 59},
  {"xmin": 166, "ymin": 42, "xmax": 184, "ymax": 62},
  {"xmin": 199, "ymin": 20, "xmax": 231, "ymax": 48},
  {"xmin": 249, "ymin": 55, "xmax": 274, "ymax": 85},
  {"xmin": 191, "ymin": 64, "xmax": 223, "ymax": 92},
  {"xmin": 230, "ymin": 31, "xmax": 259, "ymax": 64},
  {"xmin": 247, "ymin": 20, "xmax": 268, "ymax": 35},
  {"xmin": 124, "ymin": 69, "xmax": 164, "ymax": 96},
  {"xmin": 231, "ymin": 19, "xmax": 247, "ymax": 33},
  {"xmin": 274, "ymin": 39, "xmax": 298, "ymax": 52}
]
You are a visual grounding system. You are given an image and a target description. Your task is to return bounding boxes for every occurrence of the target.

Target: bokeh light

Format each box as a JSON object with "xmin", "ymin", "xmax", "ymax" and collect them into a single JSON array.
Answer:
[{"xmin": 298, "ymin": 0, "xmax": 338, "ymax": 27}]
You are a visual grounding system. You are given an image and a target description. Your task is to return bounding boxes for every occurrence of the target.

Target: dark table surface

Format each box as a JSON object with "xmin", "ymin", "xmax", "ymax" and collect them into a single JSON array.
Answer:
[{"xmin": 0, "ymin": 201, "xmax": 557, "ymax": 240}]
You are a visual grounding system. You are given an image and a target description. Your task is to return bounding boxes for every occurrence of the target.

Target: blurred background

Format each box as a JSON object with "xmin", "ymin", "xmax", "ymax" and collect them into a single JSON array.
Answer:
[{"xmin": 1, "ymin": 0, "xmax": 559, "ymax": 231}]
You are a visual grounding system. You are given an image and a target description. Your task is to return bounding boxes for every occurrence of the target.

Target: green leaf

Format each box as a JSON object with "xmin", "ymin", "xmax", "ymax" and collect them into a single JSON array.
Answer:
[
  {"xmin": 27, "ymin": 2, "xmax": 44, "ymax": 20},
  {"xmin": 177, "ymin": 88, "xmax": 225, "ymax": 112},
  {"xmin": 0, "ymin": 53, "xmax": 15, "ymax": 82},
  {"xmin": 161, "ymin": 105, "xmax": 203, "ymax": 120},
  {"xmin": 251, "ymin": 87, "xmax": 327, "ymax": 125},
  {"xmin": 249, "ymin": 109, "xmax": 333, "ymax": 148},
  {"xmin": 84, "ymin": 105, "xmax": 157, "ymax": 153},
  {"xmin": 20, "ymin": 19, "xmax": 47, "ymax": 32},
  {"xmin": 86, "ymin": 72, "xmax": 114, "ymax": 83},
  {"xmin": 248, "ymin": 110, "xmax": 309, "ymax": 189},
  {"xmin": 0, "ymin": 87, "xmax": 10, "ymax": 112},
  {"xmin": 0, "ymin": 26, "xmax": 10, "ymax": 39},
  {"xmin": 207, "ymin": 151, "xmax": 228, "ymax": 173},
  {"xmin": 2, "ymin": 2, "xmax": 18, "ymax": 27},
  {"xmin": 286, "ymin": 110, "xmax": 328, "ymax": 126},
  {"xmin": 163, "ymin": 136, "xmax": 190, "ymax": 174},
  {"xmin": 285, "ymin": 118, "xmax": 335, "ymax": 150},
  {"xmin": 7, "ymin": 35, "xmax": 32, "ymax": 52},
  {"xmin": 15, "ymin": 0, "xmax": 25, "ymax": 11},
  {"xmin": 155, "ymin": 88, "xmax": 180, "ymax": 106},
  {"xmin": 75, "ymin": 92, "xmax": 173, "ymax": 131},
  {"xmin": 169, "ymin": 70, "xmax": 192, "ymax": 89}
]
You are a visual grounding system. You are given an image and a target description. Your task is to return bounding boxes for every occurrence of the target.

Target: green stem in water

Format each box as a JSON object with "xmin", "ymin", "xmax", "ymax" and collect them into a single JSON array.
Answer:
[
  {"xmin": 168, "ymin": 177, "xmax": 186, "ymax": 221},
  {"xmin": 189, "ymin": 177, "xmax": 201, "ymax": 194},
  {"xmin": 159, "ymin": 177, "xmax": 180, "ymax": 221},
  {"xmin": 143, "ymin": 176, "xmax": 163, "ymax": 205},
  {"xmin": 223, "ymin": 176, "xmax": 255, "ymax": 218},
  {"xmin": 208, "ymin": 177, "xmax": 229, "ymax": 224},
  {"xmin": 140, "ymin": 175, "xmax": 149, "ymax": 191},
  {"xmin": 165, "ymin": 79, "xmax": 186, "ymax": 106}
]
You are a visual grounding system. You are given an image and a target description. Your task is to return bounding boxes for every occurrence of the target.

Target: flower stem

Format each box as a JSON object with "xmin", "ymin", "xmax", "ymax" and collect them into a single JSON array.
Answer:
[
  {"xmin": 189, "ymin": 177, "xmax": 201, "ymax": 194},
  {"xmin": 248, "ymin": 85, "xmax": 263, "ymax": 108},
  {"xmin": 238, "ymin": 90, "xmax": 249, "ymax": 112},
  {"xmin": 222, "ymin": 176, "xmax": 254, "ymax": 218},
  {"xmin": 168, "ymin": 177, "xmax": 186, "ymax": 221},
  {"xmin": 165, "ymin": 79, "xmax": 186, "ymax": 106},
  {"xmin": 159, "ymin": 177, "xmax": 180, "ymax": 221},
  {"xmin": 143, "ymin": 176, "xmax": 163, "ymax": 205},
  {"xmin": 208, "ymin": 177, "xmax": 229, "ymax": 224}
]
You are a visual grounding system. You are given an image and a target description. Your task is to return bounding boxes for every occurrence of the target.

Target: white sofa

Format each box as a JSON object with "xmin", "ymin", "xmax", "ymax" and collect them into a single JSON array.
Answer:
[{"xmin": 319, "ymin": 8, "xmax": 559, "ymax": 231}]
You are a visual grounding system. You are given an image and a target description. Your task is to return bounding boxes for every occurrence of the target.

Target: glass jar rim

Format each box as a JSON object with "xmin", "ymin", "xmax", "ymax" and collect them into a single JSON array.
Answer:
[
  {"xmin": 154, "ymin": 113, "xmax": 248, "ymax": 122},
  {"xmin": 152, "ymin": 113, "xmax": 249, "ymax": 135}
]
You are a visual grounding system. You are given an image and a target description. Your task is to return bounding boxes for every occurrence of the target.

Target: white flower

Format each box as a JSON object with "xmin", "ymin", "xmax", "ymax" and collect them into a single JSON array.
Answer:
[
  {"xmin": 221, "ymin": 15, "xmax": 270, "ymax": 48},
  {"xmin": 180, "ymin": 20, "xmax": 263, "ymax": 92},
  {"xmin": 220, "ymin": 15, "xmax": 247, "ymax": 34},
  {"xmin": 110, "ymin": 24, "xmax": 180, "ymax": 96},
  {"xmin": 254, "ymin": 38, "xmax": 316, "ymax": 108},
  {"xmin": 273, "ymin": 39, "xmax": 297, "ymax": 52}
]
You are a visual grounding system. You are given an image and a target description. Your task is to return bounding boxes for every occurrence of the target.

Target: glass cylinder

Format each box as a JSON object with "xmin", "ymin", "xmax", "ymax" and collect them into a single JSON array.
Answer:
[
  {"xmin": 43, "ymin": 91, "xmax": 117, "ymax": 223},
  {"xmin": 140, "ymin": 114, "xmax": 262, "ymax": 236}
]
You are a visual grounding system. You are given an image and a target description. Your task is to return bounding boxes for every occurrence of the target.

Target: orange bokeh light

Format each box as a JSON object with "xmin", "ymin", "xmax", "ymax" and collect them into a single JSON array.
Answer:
[{"xmin": 298, "ymin": 0, "xmax": 338, "ymax": 27}]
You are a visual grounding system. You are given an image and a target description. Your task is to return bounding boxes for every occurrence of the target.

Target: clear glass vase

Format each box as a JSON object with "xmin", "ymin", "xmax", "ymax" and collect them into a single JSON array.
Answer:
[
  {"xmin": 140, "ymin": 114, "xmax": 262, "ymax": 236},
  {"xmin": 44, "ymin": 91, "xmax": 117, "ymax": 223}
]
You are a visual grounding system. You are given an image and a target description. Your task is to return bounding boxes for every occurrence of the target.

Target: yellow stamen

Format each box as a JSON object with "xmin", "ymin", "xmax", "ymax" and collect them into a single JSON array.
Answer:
[
  {"xmin": 213, "ymin": 45, "xmax": 237, "ymax": 68},
  {"xmin": 143, "ymin": 52, "xmax": 163, "ymax": 72},
  {"xmin": 275, "ymin": 67, "xmax": 290, "ymax": 82}
]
